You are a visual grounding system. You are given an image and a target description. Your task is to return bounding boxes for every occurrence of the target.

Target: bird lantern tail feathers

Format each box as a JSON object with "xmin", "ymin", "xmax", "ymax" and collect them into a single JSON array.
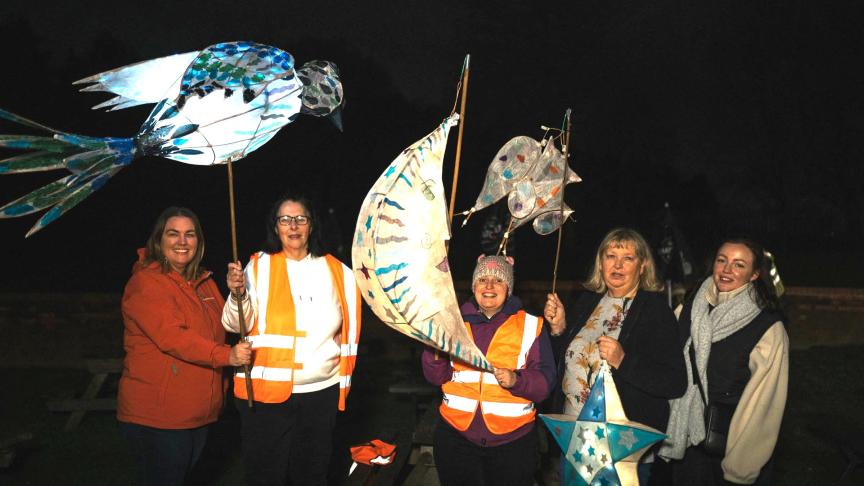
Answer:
[{"xmin": 0, "ymin": 109, "xmax": 136, "ymax": 236}]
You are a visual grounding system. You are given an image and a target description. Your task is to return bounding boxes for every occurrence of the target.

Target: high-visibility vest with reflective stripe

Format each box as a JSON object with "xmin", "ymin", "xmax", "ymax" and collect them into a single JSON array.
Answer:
[
  {"xmin": 234, "ymin": 253, "xmax": 361, "ymax": 410},
  {"xmin": 439, "ymin": 311, "xmax": 543, "ymax": 434}
]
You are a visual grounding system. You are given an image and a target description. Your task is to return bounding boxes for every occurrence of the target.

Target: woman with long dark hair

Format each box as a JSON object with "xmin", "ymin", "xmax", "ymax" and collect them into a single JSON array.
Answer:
[
  {"xmin": 659, "ymin": 238, "xmax": 789, "ymax": 485},
  {"xmin": 222, "ymin": 192, "xmax": 361, "ymax": 486}
]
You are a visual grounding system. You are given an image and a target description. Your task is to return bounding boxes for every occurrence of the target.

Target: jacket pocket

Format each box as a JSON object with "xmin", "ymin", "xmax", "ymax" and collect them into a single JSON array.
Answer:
[{"xmin": 157, "ymin": 358, "xmax": 175, "ymax": 409}]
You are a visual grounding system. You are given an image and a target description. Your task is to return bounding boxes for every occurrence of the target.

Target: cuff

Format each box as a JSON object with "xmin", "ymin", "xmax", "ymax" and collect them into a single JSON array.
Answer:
[
  {"xmin": 614, "ymin": 352, "xmax": 637, "ymax": 380},
  {"xmin": 211, "ymin": 344, "xmax": 233, "ymax": 367}
]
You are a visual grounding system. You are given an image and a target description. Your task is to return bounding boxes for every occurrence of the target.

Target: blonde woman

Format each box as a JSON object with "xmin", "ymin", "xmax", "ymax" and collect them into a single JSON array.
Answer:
[{"xmin": 544, "ymin": 227, "xmax": 687, "ymax": 484}]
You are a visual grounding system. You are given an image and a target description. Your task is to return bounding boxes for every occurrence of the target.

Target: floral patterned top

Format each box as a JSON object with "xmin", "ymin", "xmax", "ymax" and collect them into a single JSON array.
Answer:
[{"xmin": 562, "ymin": 293, "xmax": 633, "ymax": 416}]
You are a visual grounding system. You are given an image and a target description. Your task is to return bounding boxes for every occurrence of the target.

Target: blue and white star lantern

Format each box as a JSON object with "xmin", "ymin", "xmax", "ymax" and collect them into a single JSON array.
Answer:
[{"xmin": 540, "ymin": 361, "xmax": 666, "ymax": 486}]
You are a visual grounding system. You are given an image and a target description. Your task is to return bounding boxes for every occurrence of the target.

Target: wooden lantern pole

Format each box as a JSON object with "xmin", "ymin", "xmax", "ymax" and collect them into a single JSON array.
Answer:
[
  {"xmin": 447, "ymin": 54, "xmax": 470, "ymax": 227},
  {"xmin": 227, "ymin": 159, "xmax": 254, "ymax": 408},
  {"xmin": 551, "ymin": 108, "xmax": 572, "ymax": 294}
]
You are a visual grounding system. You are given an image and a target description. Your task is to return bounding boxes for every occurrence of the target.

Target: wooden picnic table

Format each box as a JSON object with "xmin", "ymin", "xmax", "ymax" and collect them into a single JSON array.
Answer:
[
  {"xmin": 46, "ymin": 358, "xmax": 122, "ymax": 431},
  {"xmin": 0, "ymin": 432, "xmax": 34, "ymax": 469}
]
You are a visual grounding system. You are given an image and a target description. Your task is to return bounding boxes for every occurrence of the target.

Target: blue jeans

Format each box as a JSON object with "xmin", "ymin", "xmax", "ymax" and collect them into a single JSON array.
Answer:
[{"xmin": 119, "ymin": 421, "xmax": 209, "ymax": 486}]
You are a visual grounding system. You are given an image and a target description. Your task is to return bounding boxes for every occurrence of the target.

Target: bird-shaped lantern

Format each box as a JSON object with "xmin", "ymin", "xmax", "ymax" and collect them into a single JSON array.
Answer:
[
  {"xmin": 0, "ymin": 41, "xmax": 343, "ymax": 236},
  {"xmin": 459, "ymin": 132, "xmax": 581, "ymax": 253}
]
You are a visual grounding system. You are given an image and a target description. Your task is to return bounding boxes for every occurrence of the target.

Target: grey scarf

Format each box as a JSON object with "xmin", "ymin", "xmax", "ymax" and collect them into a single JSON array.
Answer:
[{"xmin": 659, "ymin": 276, "xmax": 762, "ymax": 460}]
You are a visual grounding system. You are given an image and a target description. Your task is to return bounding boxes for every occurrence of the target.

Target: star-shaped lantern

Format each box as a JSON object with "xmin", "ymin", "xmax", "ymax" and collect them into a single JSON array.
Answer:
[{"xmin": 540, "ymin": 361, "xmax": 666, "ymax": 486}]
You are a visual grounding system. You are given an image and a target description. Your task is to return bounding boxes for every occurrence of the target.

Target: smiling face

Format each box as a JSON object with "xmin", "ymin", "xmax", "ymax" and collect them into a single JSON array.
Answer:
[
  {"xmin": 275, "ymin": 200, "xmax": 310, "ymax": 259},
  {"xmin": 473, "ymin": 276, "xmax": 508, "ymax": 317},
  {"xmin": 713, "ymin": 242, "xmax": 759, "ymax": 293},
  {"xmin": 160, "ymin": 216, "xmax": 198, "ymax": 274},
  {"xmin": 600, "ymin": 242, "xmax": 644, "ymax": 297}
]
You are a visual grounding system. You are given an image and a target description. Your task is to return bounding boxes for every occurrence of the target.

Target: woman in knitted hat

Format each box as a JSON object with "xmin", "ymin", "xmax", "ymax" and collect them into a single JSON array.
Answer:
[
  {"xmin": 422, "ymin": 255, "xmax": 557, "ymax": 486},
  {"xmin": 544, "ymin": 227, "xmax": 687, "ymax": 485}
]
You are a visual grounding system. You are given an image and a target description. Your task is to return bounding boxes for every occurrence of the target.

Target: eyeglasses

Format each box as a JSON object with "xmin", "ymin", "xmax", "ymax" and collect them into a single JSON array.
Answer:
[{"xmin": 277, "ymin": 215, "xmax": 310, "ymax": 226}]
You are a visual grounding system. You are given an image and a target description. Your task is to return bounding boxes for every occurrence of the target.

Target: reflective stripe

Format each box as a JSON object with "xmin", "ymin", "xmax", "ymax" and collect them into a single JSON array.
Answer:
[
  {"xmin": 236, "ymin": 365, "xmax": 294, "ymax": 381},
  {"xmin": 252, "ymin": 253, "xmax": 272, "ymax": 334},
  {"xmin": 327, "ymin": 255, "xmax": 361, "ymax": 411},
  {"xmin": 442, "ymin": 393, "xmax": 478, "ymax": 412},
  {"xmin": 451, "ymin": 370, "xmax": 498, "ymax": 385},
  {"xmin": 340, "ymin": 374, "xmax": 352, "ymax": 389},
  {"xmin": 451, "ymin": 370, "xmax": 480, "ymax": 383},
  {"xmin": 341, "ymin": 343, "xmax": 358, "ymax": 356},
  {"xmin": 482, "ymin": 373, "xmax": 499, "ymax": 385},
  {"xmin": 516, "ymin": 314, "xmax": 541, "ymax": 369},
  {"xmin": 342, "ymin": 268, "xmax": 359, "ymax": 345},
  {"xmin": 248, "ymin": 334, "xmax": 296, "ymax": 349},
  {"xmin": 481, "ymin": 400, "xmax": 535, "ymax": 417}
]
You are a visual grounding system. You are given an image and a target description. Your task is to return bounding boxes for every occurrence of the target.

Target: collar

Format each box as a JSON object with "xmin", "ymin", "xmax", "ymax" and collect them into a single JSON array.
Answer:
[
  {"xmin": 705, "ymin": 280, "xmax": 752, "ymax": 306},
  {"xmin": 461, "ymin": 295, "xmax": 523, "ymax": 325},
  {"xmin": 604, "ymin": 285, "xmax": 639, "ymax": 301},
  {"xmin": 133, "ymin": 248, "xmax": 211, "ymax": 287},
  {"xmin": 284, "ymin": 252, "xmax": 314, "ymax": 264}
]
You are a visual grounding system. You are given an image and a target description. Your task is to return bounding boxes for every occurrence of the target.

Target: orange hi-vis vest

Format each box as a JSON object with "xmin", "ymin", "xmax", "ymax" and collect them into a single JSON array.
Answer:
[
  {"xmin": 439, "ymin": 310, "xmax": 543, "ymax": 435},
  {"xmin": 234, "ymin": 252, "xmax": 361, "ymax": 410}
]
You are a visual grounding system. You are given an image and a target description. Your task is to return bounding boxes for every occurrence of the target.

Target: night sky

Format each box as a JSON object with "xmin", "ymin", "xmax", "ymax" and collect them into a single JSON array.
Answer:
[{"xmin": 0, "ymin": 0, "xmax": 861, "ymax": 292}]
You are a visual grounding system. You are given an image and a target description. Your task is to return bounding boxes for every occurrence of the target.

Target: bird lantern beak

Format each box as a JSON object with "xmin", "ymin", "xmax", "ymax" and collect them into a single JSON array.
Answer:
[{"xmin": 328, "ymin": 107, "xmax": 344, "ymax": 132}]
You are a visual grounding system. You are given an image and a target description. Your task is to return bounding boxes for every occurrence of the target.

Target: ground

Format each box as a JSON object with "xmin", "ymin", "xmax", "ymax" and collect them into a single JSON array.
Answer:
[{"xmin": 2, "ymin": 336, "xmax": 864, "ymax": 484}]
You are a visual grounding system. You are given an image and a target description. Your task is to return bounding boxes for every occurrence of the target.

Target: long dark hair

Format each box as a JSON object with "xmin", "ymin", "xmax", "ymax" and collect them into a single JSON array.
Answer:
[
  {"xmin": 142, "ymin": 206, "xmax": 206, "ymax": 281},
  {"xmin": 261, "ymin": 192, "xmax": 325, "ymax": 257}
]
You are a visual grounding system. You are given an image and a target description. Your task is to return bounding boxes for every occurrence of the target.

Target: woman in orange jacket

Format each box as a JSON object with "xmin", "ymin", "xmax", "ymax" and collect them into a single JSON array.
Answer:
[{"xmin": 118, "ymin": 207, "xmax": 251, "ymax": 486}]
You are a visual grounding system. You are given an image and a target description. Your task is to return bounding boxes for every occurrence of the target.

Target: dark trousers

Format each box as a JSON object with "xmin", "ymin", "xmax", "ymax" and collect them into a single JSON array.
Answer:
[
  {"xmin": 672, "ymin": 445, "xmax": 775, "ymax": 486},
  {"xmin": 433, "ymin": 420, "xmax": 538, "ymax": 486},
  {"xmin": 119, "ymin": 421, "xmax": 209, "ymax": 486},
  {"xmin": 236, "ymin": 384, "xmax": 339, "ymax": 486}
]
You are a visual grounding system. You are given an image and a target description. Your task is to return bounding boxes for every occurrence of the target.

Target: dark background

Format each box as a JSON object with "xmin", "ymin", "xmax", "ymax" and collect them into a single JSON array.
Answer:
[{"xmin": 1, "ymin": 0, "xmax": 861, "ymax": 292}]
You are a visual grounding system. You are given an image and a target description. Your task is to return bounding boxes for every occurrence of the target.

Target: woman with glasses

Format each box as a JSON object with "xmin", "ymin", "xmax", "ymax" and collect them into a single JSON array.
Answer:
[{"xmin": 222, "ymin": 193, "xmax": 361, "ymax": 486}]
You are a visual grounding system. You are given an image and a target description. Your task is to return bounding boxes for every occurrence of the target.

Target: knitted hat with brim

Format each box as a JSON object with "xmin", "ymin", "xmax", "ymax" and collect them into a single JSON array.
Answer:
[{"xmin": 471, "ymin": 255, "xmax": 515, "ymax": 296}]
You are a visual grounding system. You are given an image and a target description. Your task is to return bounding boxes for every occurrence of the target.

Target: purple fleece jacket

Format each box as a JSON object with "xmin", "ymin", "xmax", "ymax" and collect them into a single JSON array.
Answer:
[{"xmin": 421, "ymin": 295, "xmax": 556, "ymax": 447}]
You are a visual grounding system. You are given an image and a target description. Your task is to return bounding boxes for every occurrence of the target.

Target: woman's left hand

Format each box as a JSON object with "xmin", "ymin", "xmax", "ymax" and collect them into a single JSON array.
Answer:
[
  {"xmin": 493, "ymin": 368, "xmax": 517, "ymax": 389},
  {"xmin": 597, "ymin": 336, "xmax": 625, "ymax": 369}
]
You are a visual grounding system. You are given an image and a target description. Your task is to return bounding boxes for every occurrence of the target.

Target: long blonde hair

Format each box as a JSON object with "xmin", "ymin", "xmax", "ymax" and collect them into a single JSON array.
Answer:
[{"xmin": 584, "ymin": 227, "xmax": 663, "ymax": 293}]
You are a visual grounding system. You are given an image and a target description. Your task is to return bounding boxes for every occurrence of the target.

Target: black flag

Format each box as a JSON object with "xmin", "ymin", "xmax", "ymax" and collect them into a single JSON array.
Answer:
[{"xmin": 653, "ymin": 202, "xmax": 695, "ymax": 302}]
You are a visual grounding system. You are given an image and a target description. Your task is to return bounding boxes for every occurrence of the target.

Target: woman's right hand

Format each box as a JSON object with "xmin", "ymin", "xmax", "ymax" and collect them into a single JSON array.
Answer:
[
  {"xmin": 229, "ymin": 341, "xmax": 252, "ymax": 366},
  {"xmin": 226, "ymin": 261, "xmax": 246, "ymax": 297},
  {"xmin": 544, "ymin": 293, "xmax": 566, "ymax": 336}
]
